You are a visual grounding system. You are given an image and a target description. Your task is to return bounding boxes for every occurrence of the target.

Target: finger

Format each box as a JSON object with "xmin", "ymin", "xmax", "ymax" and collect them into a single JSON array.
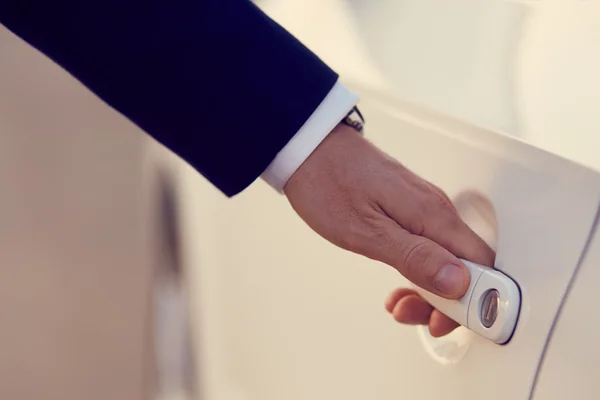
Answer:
[
  {"xmin": 425, "ymin": 181, "xmax": 455, "ymax": 209},
  {"xmin": 362, "ymin": 219, "xmax": 470, "ymax": 299},
  {"xmin": 391, "ymin": 294, "xmax": 433, "ymax": 325},
  {"xmin": 419, "ymin": 188, "xmax": 495, "ymax": 267},
  {"xmin": 380, "ymin": 178, "xmax": 496, "ymax": 268},
  {"xmin": 384, "ymin": 288, "xmax": 415, "ymax": 313},
  {"xmin": 385, "ymin": 288, "xmax": 462, "ymax": 338},
  {"xmin": 426, "ymin": 212, "xmax": 496, "ymax": 268},
  {"xmin": 386, "ymin": 289, "xmax": 460, "ymax": 335},
  {"xmin": 429, "ymin": 310, "xmax": 460, "ymax": 337}
]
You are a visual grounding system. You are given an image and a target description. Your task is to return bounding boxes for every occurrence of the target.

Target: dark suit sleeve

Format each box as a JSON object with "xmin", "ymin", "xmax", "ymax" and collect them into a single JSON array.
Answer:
[{"xmin": 0, "ymin": 0, "xmax": 338, "ymax": 196}]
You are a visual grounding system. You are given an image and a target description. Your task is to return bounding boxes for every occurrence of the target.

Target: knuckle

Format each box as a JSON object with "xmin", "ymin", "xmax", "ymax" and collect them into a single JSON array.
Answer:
[
  {"xmin": 429, "ymin": 183, "xmax": 454, "ymax": 204},
  {"xmin": 430, "ymin": 191, "xmax": 456, "ymax": 214},
  {"xmin": 405, "ymin": 210, "xmax": 425, "ymax": 236},
  {"xmin": 421, "ymin": 191, "xmax": 462, "ymax": 236},
  {"xmin": 402, "ymin": 240, "xmax": 433, "ymax": 277}
]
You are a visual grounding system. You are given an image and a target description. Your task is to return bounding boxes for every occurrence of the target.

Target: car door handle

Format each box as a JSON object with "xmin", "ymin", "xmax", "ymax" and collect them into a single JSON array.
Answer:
[{"xmin": 412, "ymin": 260, "xmax": 521, "ymax": 344}]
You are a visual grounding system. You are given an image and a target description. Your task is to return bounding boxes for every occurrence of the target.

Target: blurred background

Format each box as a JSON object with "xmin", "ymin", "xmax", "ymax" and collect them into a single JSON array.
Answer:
[{"xmin": 1, "ymin": 0, "xmax": 600, "ymax": 399}]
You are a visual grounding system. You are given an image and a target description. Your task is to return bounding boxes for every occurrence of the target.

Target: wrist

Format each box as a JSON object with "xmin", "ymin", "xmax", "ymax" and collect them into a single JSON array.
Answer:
[
  {"xmin": 283, "ymin": 122, "xmax": 364, "ymax": 196},
  {"xmin": 261, "ymin": 82, "xmax": 360, "ymax": 193}
]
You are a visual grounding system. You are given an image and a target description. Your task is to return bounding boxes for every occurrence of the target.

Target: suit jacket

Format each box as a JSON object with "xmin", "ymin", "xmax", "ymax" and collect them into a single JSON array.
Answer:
[{"xmin": 0, "ymin": 0, "xmax": 338, "ymax": 196}]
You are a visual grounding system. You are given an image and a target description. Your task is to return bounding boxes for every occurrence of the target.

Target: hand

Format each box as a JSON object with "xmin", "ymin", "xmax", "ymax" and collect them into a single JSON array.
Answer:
[{"xmin": 284, "ymin": 124, "xmax": 495, "ymax": 337}]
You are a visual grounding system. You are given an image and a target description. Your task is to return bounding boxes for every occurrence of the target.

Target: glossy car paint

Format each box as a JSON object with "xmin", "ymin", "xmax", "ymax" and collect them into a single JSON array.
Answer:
[{"xmin": 180, "ymin": 1, "xmax": 600, "ymax": 399}]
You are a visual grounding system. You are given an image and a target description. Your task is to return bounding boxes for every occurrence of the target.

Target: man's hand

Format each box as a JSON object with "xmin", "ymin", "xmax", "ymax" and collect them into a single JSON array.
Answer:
[{"xmin": 284, "ymin": 124, "xmax": 495, "ymax": 337}]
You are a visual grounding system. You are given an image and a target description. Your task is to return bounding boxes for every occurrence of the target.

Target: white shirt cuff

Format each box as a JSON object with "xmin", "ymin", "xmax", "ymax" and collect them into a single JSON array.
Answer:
[{"xmin": 261, "ymin": 80, "xmax": 359, "ymax": 192}]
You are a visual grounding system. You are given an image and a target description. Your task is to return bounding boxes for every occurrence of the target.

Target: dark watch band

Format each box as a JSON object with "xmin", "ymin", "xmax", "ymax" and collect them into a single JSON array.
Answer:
[{"xmin": 340, "ymin": 106, "xmax": 365, "ymax": 134}]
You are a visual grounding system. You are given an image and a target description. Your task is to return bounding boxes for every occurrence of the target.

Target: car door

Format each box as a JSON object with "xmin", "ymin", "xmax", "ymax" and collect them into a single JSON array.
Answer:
[
  {"xmin": 180, "ymin": 1, "xmax": 600, "ymax": 399},
  {"xmin": 182, "ymin": 83, "xmax": 600, "ymax": 400}
]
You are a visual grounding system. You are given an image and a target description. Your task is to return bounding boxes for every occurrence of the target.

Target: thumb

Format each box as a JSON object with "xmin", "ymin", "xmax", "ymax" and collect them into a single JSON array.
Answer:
[{"xmin": 363, "ymin": 220, "xmax": 470, "ymax": 299}]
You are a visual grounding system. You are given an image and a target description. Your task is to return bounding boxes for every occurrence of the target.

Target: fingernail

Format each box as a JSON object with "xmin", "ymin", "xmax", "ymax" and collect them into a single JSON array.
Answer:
[{"xmin": 434, "ymin": 264, "xmax": 467, "ymax": 296}]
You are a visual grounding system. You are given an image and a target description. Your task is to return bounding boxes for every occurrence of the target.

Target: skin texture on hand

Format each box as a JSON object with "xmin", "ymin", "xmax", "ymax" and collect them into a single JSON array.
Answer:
[{"xmin": 284, "ymin": 124, "xmax": 495, "ymax": 337}]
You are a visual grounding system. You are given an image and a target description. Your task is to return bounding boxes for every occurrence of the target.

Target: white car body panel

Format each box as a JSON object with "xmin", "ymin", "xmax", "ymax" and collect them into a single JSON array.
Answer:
[{"xmin": 3, "ymin": 1, "xmax": 600, "ymax": 399}]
